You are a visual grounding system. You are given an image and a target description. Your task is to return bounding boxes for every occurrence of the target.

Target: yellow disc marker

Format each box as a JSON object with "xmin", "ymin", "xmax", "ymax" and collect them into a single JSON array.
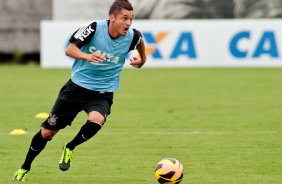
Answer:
[
  {"xmin": 9, "ymin": 129, "xmax": 27, "ymax": 135},
  {"xmin": 35, "ymin": 112, "xmax": 49, "ymax": 119}
]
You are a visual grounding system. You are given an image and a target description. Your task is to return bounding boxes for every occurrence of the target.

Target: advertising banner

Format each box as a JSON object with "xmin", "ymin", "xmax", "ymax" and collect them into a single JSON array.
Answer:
[{"xmin": 41, "ymin": 20, "xmax": 282, "ymax": 68}]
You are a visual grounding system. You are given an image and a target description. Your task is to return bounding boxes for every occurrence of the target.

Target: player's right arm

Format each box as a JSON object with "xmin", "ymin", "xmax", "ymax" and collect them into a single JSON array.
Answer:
[
  {"xmin": 65, "ymin": 21, "xmax": 106, "ymax": 62},
  {"xmin": 66, "ymin": 43, "xmax": 106, "ymax": 62}
]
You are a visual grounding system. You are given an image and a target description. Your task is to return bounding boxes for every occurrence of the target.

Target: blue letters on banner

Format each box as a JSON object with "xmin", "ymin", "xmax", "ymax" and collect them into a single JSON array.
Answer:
[
  {"xmin": 170, "ymin": 32, "xmax": 197, "ymax": 59},
  {"xmin": 230, "ymin": 31, "xmax": 279, "ymax": 59}
]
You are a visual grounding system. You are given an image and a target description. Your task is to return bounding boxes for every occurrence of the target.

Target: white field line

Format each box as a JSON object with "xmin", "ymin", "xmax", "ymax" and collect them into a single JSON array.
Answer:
[{"xmin": 1, "ymin": 131, "xmax": 280, "ymax": 136}]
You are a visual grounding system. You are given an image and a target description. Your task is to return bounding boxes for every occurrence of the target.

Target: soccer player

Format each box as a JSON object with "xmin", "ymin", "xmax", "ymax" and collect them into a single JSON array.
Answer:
[{"xmin": 13, "ymin": 0, "xmax": 146, "ymax": 181}]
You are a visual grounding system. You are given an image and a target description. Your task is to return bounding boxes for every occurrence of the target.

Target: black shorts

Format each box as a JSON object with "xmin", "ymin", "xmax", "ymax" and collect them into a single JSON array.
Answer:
[{"xmin": 41, "ymin": 79, "xmax": 113, "ymax": 130}]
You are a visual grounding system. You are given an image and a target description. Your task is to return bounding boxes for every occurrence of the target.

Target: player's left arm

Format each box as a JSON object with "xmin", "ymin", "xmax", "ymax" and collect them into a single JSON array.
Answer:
[
  {"xmin": 130, "ymin": 39, "xmax": 146, "ymax": 68},
  {"xmin": 129, "ymin": 29, "xmax": 147, "ymax": 68}
]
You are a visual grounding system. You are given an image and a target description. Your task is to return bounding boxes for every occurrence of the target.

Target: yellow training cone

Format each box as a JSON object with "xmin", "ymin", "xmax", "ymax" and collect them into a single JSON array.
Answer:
[
  {"xmin": 9, "ymin": 129, "xmax": 27, "ymax": 135},
  {"xmin": 35, "ymin": 112, "xmax": 49, "ymax": 119}
]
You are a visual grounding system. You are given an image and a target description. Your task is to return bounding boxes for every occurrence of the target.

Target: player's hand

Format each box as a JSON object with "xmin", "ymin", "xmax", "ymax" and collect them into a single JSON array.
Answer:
[
  {"xmin": 87, "ymin": 51, "xmax": 107, "ymax": 63},
  {"xmin": 130, "ymin": 55, "xmax": 143, "ymax": 68}
]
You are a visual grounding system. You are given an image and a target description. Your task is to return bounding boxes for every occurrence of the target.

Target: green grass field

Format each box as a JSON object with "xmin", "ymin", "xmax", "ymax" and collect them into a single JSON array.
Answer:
[{"xmin": 1, "ymin": 65, "xmax": 282, "ymax": 184}]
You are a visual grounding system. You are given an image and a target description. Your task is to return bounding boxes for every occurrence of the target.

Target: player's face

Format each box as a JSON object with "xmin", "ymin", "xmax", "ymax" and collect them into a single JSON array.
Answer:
[{"xmin": 110, "ymin": 9, "xmax": 134, "ymax": 37}]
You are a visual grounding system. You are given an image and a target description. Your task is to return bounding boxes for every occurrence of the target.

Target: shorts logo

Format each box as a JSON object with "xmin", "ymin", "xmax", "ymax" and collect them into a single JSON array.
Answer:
[{"xmin": 48, "ymin": 114, "xmax": 58, "ymax": 126}]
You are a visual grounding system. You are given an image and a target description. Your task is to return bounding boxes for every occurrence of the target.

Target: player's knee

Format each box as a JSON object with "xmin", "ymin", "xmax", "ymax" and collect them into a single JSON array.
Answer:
[
  {"xmin": 88, "ymin": 111, "xmax": 105, "ymax": 125},
  {"xmin": 40, "ymin": 128, "xmax": 58, "ymax": 140}
]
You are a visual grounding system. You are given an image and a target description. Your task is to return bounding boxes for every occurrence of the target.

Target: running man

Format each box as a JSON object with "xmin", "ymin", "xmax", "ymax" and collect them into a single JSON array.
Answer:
[{"xmin": 13, "ymin": 0, "xmax": 146, "ymax": 181}]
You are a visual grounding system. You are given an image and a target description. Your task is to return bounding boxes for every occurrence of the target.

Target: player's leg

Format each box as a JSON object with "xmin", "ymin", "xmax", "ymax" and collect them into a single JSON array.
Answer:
[
  {"xmin": 13, "ymin": 128, "xmax": 58, "ymax": 181},
  {"xmin": 59, "ymin": 93, "xmax": 113, "ymax": 171},
  {"xmin": 14, "ymin": 80, "xmax": 82, "ymax": 180},
  {"xmin": 21, "ymin": 128, "xmax": 58, "ymax": 170},
  {"xmin": 59, "ymin": 111, "xmax": 104, "ymax": 171}
]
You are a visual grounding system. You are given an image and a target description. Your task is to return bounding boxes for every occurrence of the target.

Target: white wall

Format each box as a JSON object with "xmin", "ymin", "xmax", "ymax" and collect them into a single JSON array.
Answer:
[{"xmin": 52, "ymin": 0, "xmax": 114, "ymax": 20}]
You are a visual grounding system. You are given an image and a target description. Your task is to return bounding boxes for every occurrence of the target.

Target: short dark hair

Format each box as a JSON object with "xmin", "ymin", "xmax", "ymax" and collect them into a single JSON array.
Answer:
[{"xmin": 109, "ymin": 0, "xmax": 133, "ymax": 15}]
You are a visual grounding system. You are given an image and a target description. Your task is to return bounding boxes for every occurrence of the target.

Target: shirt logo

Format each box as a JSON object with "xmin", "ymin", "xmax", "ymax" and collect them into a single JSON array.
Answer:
[
  {"xmin": 88, "ymin": 46, "xmax": 120, "ymax": 65},
  {"xmin": 78, "ymin": 25, "xmax": 95, "ymax": 41}
]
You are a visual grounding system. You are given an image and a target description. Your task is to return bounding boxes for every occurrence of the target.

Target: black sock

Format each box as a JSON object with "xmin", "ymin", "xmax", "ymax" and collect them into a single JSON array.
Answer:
[
  {"xmin": 66, "ymin": 121, "xmax": 102, "ymax": 150},
  {"xmin": 21, "ymin": 130, "xmax": 49, "ymax": 171}
]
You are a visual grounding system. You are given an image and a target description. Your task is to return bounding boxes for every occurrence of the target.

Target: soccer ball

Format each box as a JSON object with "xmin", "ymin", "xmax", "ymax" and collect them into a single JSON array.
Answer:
[{"xmin": 154, "ymin": 158, "xmax": 184, "ymax": 184}]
